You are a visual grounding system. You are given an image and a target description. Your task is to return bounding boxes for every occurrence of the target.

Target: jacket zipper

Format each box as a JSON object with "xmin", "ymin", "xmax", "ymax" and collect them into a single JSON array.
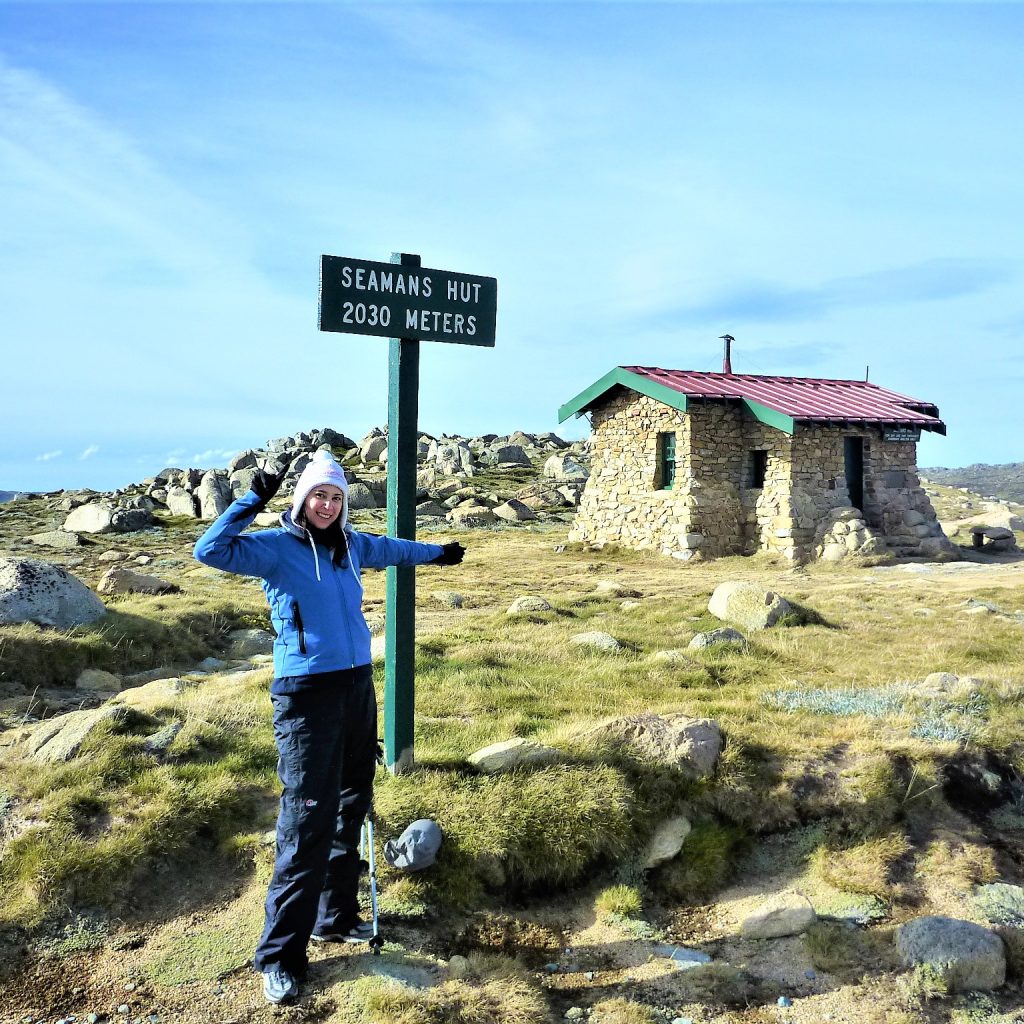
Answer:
[{"xmin": 292, "ymin": 600, "xmax": 307, "ymax": 655}]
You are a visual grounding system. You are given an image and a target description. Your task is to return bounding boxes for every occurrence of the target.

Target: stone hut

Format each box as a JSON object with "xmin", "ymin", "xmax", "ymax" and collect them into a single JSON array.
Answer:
[{"xmin": 558, "ymin": 365, "xmax": 957, "ymax": 563}]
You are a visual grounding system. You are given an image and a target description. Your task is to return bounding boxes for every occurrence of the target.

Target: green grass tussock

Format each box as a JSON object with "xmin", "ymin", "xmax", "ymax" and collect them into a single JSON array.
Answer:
[
  {"xmin": 374, "ymin": 763, "xmax": 635, "ymax": 905},
  {"xmin": 0, "ymin": 677, "xmax": 276, "ymax": 925},
  {"xmin": 0, "ymin": 592, "xmax": 266, "ymax": 688},
  {"xmin": 594, "ymin": 884, "xmax": 643, "ymax": 920}
]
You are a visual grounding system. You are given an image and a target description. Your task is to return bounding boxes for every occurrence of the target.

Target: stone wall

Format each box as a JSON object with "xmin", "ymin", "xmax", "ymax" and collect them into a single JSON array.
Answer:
[{"xmin": 569, "ymin": 391, "xmax": 956, "ymax": 562}]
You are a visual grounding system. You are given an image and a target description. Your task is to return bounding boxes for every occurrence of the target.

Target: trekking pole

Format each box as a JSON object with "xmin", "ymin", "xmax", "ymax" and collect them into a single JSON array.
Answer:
[{"xmin": 366, "ymin": 809, "xmax": 384, "ymax": 955}]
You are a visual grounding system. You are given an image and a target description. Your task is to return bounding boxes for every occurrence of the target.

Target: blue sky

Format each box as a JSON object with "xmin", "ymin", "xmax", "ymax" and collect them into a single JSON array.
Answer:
[{"xmin": 2, "ymin": 1, "xmax": 1021, "ymax": 492}]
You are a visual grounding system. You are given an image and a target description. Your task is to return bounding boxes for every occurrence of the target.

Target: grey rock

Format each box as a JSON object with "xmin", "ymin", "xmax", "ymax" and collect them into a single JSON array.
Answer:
[
  {"xmin": 360, "ymin": 436, "xmax": 388, "ymax": 463},
  {"xmin": 688, "ymin": 627, "xmax": 748, "ymax": 650},
  {"xmin": 416, "ymin": 500, "xmax": 448, "ymax": 517},
  {"xmin": 708, "ymin": 581, "xmax": 791, "ymax": 630},
  {"xmin": 493, "ymin": 499, "xmax": 537, "ymax": 523},
  {"xmin": 165, "ymin": 487, "xmax": 198, "ymax": 517},
  {"xmin": 63, "ymin": 503, "xmax": 115, "ymax": 534},
  {"xmin": 895, "ymin": 915, "xmax": 1005, "ymax": 991},
  {"xmin": 97, "ymin": 568, "xmax": 179, "ymax": 596},
  {"xmin": 110, "ymin": 507, "xmax": 154, "ymax": 532},
  {"xmin": 467, "ymin": 738, "xmax": 563, "ymax": 774},
  {"xmin": 347, "ymin": 482, "xmax": 380, "ymax": 510},
  {"xmin": 582, "ymin": 713, "xmax": 723, "ymax": 778},
  {"xmin": 447, "ymin": 504, "xmax": 497, "ymax": 526},
  {"xmin": 225, "ymin": 628, "xmax": 274, "ymax": 658},
  {"xmin": 228, "ymin": 450, "xmax": 259, "ymax": 473},
  {"xmin": 569, "ymin": 631, "xmax": 622, "ymax": 652},
  {"xmin": 29, "ymin": 530, "xmax": 82, "ymax": 550},
  {"xmin": 642, "ymin": 815, "xmax": 692, "ymax": 868},
  {"xmin": 652, "ymin": 649, "xmax": 692, "ymax": 664},
  {"xmin": 431, "ymin": 590, "xmax": 464, "ymax": 609},
  {"xmin": 507, "ymin": 595, "xmax": 553, "ymax": 615},
  {"xmin": 24, "ymin": 705, "xmax": 139, "ymax": 763},
  {"xmin": 973, "ymin": 883, "xmax": 1024, "ymax": 927},
  {"xmin": 142, "ymin": 721, "xmax": 183, "ymax": 756},
  {"xmin": 76, "ymin": 668, "xmax": 123, "ymax": 692},
  {"xmin": 593, "ymin": 580, "xmax": 640, "ymax": 598},
  {"xmin": 491, "ymin": 444, "xmax": 532, "ymax": 466},
  {"xmin": 197, "ymin": 471, "xmax": 232, "ymax": 520},
  {"xmin": 230, "ymin": 467, "xmax": 259, "ymax": 498},
  {"xmin": 516, "ymin": 483, "xmax": 568, "ymax": 509},
  {"xmin": 0, "ymin": 557, "xmax": 106, "ymax": 629},
  {"xmin": 543, "ymin": 454, "xmax": 589, "ymax": 481}
]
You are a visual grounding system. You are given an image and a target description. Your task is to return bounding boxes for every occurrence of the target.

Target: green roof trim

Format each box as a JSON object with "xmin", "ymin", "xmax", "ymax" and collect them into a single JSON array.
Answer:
[
  {"xmin": 558, "ymin": 367, "xmax": 688, "ymax": 423},
  {"xmin": 743, "ymin": 398, "xmax": 795, "ymax": 435}
]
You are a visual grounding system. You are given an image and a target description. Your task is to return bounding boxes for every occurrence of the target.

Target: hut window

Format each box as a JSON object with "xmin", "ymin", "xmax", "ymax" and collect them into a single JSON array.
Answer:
[
  {"xmin": 749, "ymin": 449, "xmax": 768, "ymax": 489},
  {"xmin": 657, "ymin": 432, "xmax": 677, "ymax": 489}
]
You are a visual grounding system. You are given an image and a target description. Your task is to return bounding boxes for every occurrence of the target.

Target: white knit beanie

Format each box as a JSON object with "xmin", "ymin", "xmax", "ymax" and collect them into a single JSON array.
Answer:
[{"xmin": 290, "ymin": 451, "xmax": 350, "ymax": 529}]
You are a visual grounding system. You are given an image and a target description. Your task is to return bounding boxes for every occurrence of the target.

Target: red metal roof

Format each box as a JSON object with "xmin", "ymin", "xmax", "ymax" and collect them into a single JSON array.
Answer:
[{"xmin": 622, "ymin": 367, "xmax": 945, "ymax": 431}]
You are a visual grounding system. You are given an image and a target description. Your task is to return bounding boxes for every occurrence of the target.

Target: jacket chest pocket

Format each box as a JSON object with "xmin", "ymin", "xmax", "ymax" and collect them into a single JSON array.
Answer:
[{"xmin": 292, "ymin": 601, "xmax": 307, "ymax": 655}]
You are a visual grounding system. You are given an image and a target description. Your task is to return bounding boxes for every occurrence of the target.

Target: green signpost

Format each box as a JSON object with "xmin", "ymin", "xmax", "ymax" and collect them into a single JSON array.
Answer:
[{"xmin": 319, "ymin": 252, "xmax": 497, "ymax": 774}]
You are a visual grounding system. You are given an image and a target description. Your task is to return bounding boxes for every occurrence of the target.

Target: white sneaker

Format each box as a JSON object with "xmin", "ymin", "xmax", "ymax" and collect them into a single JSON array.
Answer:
[{"xmin": 262, "ymin": 968, "xmax": 298, "ymax": 1004}]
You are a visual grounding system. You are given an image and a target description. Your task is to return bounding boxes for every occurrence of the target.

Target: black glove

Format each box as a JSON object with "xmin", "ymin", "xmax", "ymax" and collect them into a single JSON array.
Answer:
[
  {"xmin": 432, "ymin": 542, "xmax": 465, "ymax": 566},
  {"xmin": 250, "ymin": 464, "xmax": 289, "ymax": 510}
]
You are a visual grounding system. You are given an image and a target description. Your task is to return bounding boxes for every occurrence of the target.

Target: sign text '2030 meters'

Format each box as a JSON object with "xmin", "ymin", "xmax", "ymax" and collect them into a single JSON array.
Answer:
[{"xmin": 319, "ymin": 256, "xmax": 497, "ymax": 347}]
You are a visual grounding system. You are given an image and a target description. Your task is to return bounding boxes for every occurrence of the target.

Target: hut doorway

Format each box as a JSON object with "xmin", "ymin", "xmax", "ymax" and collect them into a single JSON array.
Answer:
[{"xmin": 844, "ymin": 436, "xmax": 864, "ymax": 511}]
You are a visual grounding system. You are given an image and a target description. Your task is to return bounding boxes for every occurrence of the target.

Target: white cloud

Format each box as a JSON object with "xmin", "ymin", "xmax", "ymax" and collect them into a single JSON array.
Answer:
[
  {"xmin": 79, "ymin": 444, "xmax": 99, "ymax": 460},
  {"xmin": 35, "ymin": 450, "xmax": 63, "ymax": 462},
  {"xmin": 191, "ymin": 448, "xmax": 237, "ymax": 466}
]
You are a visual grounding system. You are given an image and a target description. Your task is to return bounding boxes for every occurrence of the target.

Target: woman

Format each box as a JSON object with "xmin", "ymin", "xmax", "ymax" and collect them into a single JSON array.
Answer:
[{"xmin": 194, "ymin": 450, "xmax": 463, "ymax": 1004}]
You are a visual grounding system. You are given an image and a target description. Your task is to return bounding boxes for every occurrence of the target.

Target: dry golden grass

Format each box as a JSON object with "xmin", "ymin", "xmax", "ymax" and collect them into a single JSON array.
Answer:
[{"xmin": 811, "ymin": 833, "xmax": 912, "ymax": 899}]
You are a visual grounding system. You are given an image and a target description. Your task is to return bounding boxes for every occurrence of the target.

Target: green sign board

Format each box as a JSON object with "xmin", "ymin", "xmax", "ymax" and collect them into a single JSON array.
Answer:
[
  {"xmin": 319, "ymin": 255, "xmax": 497, "ymax": 347},
  {"xmin": 318, "ymin": 251, "xmax": 495, "ymax": 775}
]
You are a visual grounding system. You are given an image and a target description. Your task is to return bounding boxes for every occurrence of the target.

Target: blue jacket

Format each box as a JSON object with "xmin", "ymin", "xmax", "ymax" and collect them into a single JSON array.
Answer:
[{"xmin": 193, "ymin": 490, "xmax": 444, "ymax": 678}]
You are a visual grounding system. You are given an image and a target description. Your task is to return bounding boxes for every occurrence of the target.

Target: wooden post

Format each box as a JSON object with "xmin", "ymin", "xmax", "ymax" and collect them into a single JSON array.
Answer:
[{"xmin": 384, "ymin": 252, "xmax": 420, "ymax": 775}]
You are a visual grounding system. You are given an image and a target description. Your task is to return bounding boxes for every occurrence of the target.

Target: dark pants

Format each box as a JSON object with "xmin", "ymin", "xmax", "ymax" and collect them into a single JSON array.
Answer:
[{"xmin": 253, "ymin": 665, "xmax": 377, "ymax": 975}]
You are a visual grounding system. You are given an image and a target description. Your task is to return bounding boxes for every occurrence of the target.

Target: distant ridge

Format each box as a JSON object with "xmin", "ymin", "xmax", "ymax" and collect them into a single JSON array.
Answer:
[
  {"xmin": 921, "ymin": 463, "xmax": 1024, "ymax": 504},
  {"xmin": 0, "ymin": 490, "xmax": 18, "ymax": 504}
]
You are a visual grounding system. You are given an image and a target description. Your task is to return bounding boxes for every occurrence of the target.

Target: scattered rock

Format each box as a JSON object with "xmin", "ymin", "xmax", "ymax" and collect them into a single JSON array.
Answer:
[
  {"xmin": 973, "ymin": 883, "xmax": 1024, "ymax": 927},
  {"xmin": 22, "ymin": 706, "xmax": 142, "ymax": 763},
  {"xmin": 493, "ymin": 499, "xmax": 537, "ymax": 523},
  {"xmin": 28, "ymin": 530, "xmax": 82, "ymax": 550},
  {"xmin": 507, "ymin": 596, "xmax": 553, "ymax": 615},
  {"xmin": 467, "ymin": 738, "xmax": 563, "ymax": 774},
  {"xmin": 652, "ymin": 649, "xmax": 692, "ymax": 664},
  {"xmin": 708, "ymin": 581, "xmax": 791, "ymax": 630},
  {"xmin": 895, "ymin": 915, "xmax": 1006, "ymax": 991},
  {"xmin": 0, "ymin": 557, "xmax": 107, "ymax": 629},
  {"xmin": 543, "ymin": 454, "xmax": 589, "ymax": 481},
  {"xmin": 582, "ymin": 713, "xmax": 722, "ymax": 778},
  {"xmin": 741, "ymin": 890, "xmax": 816, "ymax": 939},
  {"xmin": 96, "ymin": 568, "xmax": 179, "ymax": 596},
  {"xmin": 432, "ymin": 591, "xmax": 464, "ymax": 609},
  {"xmin": 75, "ymin": 668, "xmax": 123, "ymax": 692},
  {"xmin": 593, "ymin": 580, "xmax": 640, "ymax": 598},
  {"xmin": 447, "ymin": 504, "xmax": 497, "ymax": 527},
  {"xmin": 642, "ymin": 815, "xmax": 692, "ymax": 869},
  {"xmin": 688, "ymin": 627, "xmax": 748, "ymax": 650},
  {"xmin": 62, "ymin": 503, "xmax": 115, "ymax": 534},
  {"xmin": 569, "ymin": 631, "xmax": 622, "ymax": 652},
  {"xmin": 225, "ymin": 628, "xmax": 274, "ymax": 659},
  {"xmin": 142, "ymin": 721, "xmax": 184, "ymax": 756}
]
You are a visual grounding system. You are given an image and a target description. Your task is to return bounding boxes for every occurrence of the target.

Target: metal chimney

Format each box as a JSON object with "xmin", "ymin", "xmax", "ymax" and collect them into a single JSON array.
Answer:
[{"xmin": 719, "ymin": 334, "xmax": 734, "ymax": 374}]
